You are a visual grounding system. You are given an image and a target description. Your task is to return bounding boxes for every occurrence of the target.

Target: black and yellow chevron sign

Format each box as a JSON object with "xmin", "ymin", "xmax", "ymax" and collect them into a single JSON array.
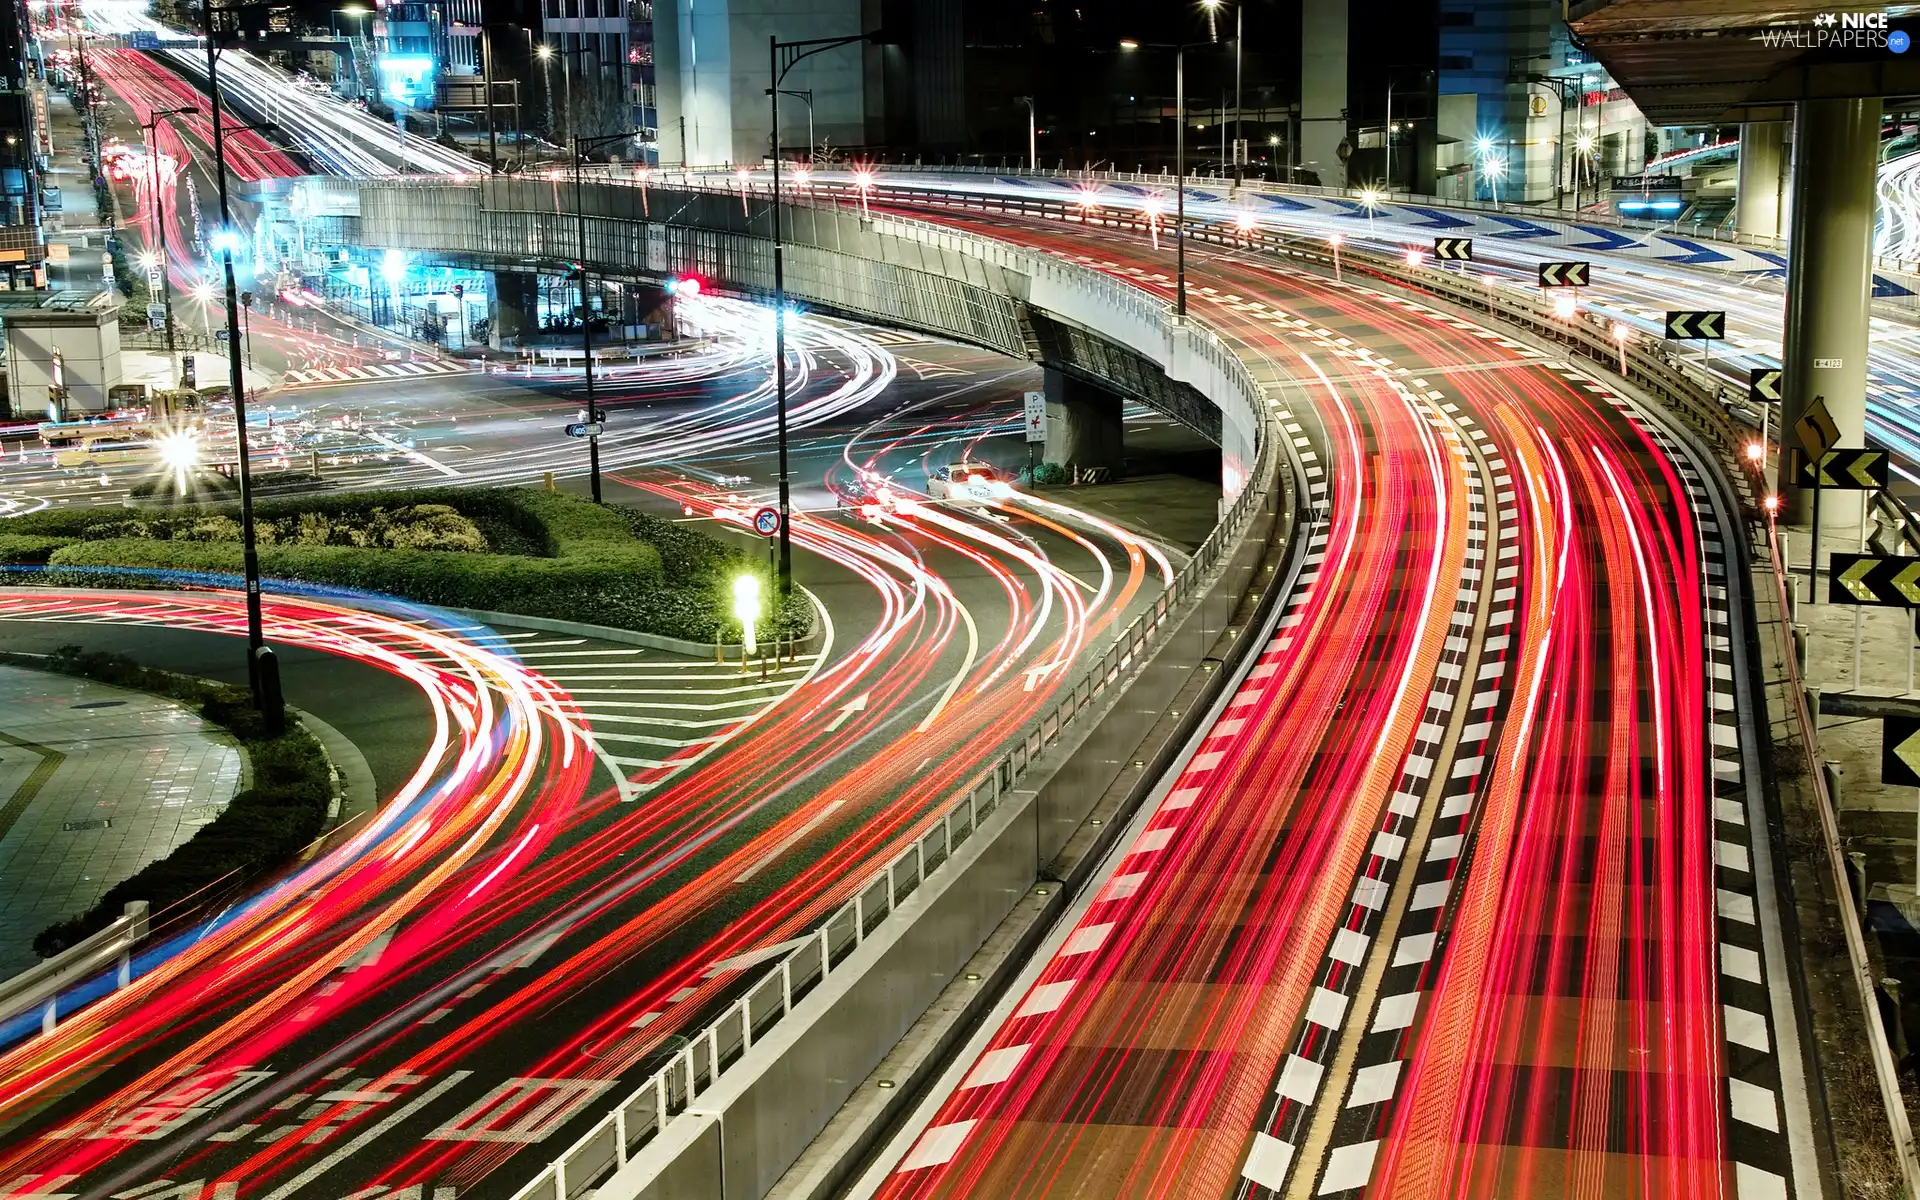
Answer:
[
  {"xmin": 1432, "ymin": 237, "xmax": 1473, "ymax": 261},
  {"xmin": 1884, "ymin": 715, "xmax": 1920, "ymax": 787},
  {"xmin": 1828, "ymin": 552, "xmax": 1920, "ymax": 607},
  {"xmin": 1796, "ymin": 448, "xmax": 1888, "ymax": 489},
  {"xmin": 1664, "ymin": 310, "xmax": 1725, "ymax": 339},
  {"xmin": 1537, "ymin": 261, "xmax": 1590, "ymax": 287}
]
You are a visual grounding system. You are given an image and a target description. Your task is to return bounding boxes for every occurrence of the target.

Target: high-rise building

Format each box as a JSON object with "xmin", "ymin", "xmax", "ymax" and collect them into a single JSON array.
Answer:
[{"xmin": 0, "ymin": 0, "xmax": 46, "ymax": 291}]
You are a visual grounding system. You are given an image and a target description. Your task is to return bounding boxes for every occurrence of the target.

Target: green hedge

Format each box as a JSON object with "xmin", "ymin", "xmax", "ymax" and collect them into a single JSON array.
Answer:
[
  {"xmin": 5, "ymin": 647, "xmax": 334, "ymax": 957},
  {"xmin": 1, "ymin": 487, "xmax": 811, "ymax": 642}
]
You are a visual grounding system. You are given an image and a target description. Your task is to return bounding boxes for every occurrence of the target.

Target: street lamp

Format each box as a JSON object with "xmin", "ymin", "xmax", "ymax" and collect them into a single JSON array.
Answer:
[
  {"xmin": 198, "ymin": 0, "xmax": 279, "ymax": 725},
  {"xmin": 1120, "ymin": 31, "xmax": 1221, "ymax": 318},
  {"xmin": 1014, "ymin": 95, "xmax": 1036, "ymax": 172},
  {"xmin": 140, "ymin": 105, "xmax": 194, "ymax": 381},
  {"xmin": 1200, "ymin": 0, "xmax": 1242, "ymax": 186},
  {"xmin": 572, "ymin": 127, "xmax": 639, "ymax": 504},
  {"xmin": 546, "ymin": 44, "xmax": 599, "ymax": 156},
  {"xmin": 777, "ymin": 89, "xmax": 814, "ymax": 163},
  {"xmin": 768, "ymin": 29, "xmax": 880, "ymax": 598}
]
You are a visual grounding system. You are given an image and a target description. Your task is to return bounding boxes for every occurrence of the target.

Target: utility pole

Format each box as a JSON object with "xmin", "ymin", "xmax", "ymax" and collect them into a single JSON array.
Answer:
[
  {"xmin": 142, "ymin": 105, "xmax": 194, "ymax": 384},
  {"xmin": 482, "ymin": 24, "xmax": 497, "ymax": 172}
]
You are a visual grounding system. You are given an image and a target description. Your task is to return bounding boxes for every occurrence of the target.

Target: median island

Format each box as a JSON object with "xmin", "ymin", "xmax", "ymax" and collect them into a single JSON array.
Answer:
[{"xmin": 0, "ymin": 487, "xmax": 811, "ymax": 644}]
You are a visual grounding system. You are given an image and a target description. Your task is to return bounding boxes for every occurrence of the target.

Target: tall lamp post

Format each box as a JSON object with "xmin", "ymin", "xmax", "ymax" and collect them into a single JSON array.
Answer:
[
  {"xmin": 1201, "ymin": 0, "xmax": 1241, "ymax": 187},
  {"xmin": 199, "ymin": 0, "xmax": 278, "ymax": 723},
  {"xmin": 543, "ymin": 44, "xmax": 598, "ymax": 161},
  {"xmin": 777, "ymin": 88, "xmax": 814, "ymax": 162},
  {"xmin": 768, "ymin": 29, "xmax": 878, "ymax": 597},
  {"xmin": 572, "ymin": 127, "xmax": 637, "ymax": 504},
  {"xmin": 1014, "ymin": 95, "xmax": 1036, "ymax": 171},
  {"xmin": 140, "ymin": 105, "xmax": 194, "ymax": 381},
  {"xmin": 1121, "ymin": 33, "xmax": 1218, "ymax": 318}
]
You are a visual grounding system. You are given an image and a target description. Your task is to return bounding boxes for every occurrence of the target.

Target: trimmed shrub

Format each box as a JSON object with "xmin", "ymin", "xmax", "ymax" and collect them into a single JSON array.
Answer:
[
  {"xmin": 5, "ymin": 646, "xmax": 335, "ymax": 957},
  {"xmin": 4, "ymin": 487, "xmax": 811, "ymax": 642}
]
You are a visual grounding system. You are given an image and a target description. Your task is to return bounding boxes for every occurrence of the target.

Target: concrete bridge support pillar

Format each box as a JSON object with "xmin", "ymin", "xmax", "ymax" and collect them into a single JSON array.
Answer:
[
  {"xmin": 1783, "ymin": 98, "xmax": 1879, "ymax": 532},
  {"xmin": 1736, "ymin": 121, "xmax": 1788, "ymax": 240},
  {"xmin": 1043, "ymin": 368, "xmax": 1124, "ymax": 480},
  {"xmin": 488, "ymin": 270, "xmax": 539, "ymax": 351}
]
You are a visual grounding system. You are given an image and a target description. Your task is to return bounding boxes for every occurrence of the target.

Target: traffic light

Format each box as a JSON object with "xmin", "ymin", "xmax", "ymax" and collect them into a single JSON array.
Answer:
[
  {"xmin": 453, "ymin": 283, "xmax": 465, "ymax": 299},
  {"xmin": 665, "ymin": 275, "xmax": 703, "ymax": 297}
]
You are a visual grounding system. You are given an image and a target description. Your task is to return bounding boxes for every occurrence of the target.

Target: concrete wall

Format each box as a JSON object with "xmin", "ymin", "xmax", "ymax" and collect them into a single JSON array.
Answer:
[{"xmin": 653, "ymin": 0, "xmax": 867, "ymax": 167}]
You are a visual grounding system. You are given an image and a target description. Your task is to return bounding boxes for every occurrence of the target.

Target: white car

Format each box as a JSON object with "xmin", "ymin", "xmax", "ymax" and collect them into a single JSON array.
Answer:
[{"xmin": 927, "ymin": 461, "xmax": 1011, "ymax": 503}]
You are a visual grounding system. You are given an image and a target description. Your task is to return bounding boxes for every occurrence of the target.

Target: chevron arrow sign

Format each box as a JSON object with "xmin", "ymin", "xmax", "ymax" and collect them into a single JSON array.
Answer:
[
  {"xmin": 1537, "ymin": 261, "xmax": 1590, "ymax": 287},
  {"xmin": 1432, "ymin": 237, "xmax": 1474, "ymax": 261},
  {"xmin": 1884, "ymin": 715, "xmax": 1920, "ymax": 786},
  {"xmin": 1664, "ymin": 310, "xmax": 1726, "ymax": 339},
  {"xmin": 1827, "ymin": 552, "xmax": 1920, "ymax": 607},
  {"xmin": 1797, "ymin": 448, "xmax": 1887, "ymax": 489},
  {"xmin": 1748, "ymin": 367, "xmax": 1783, "ymax": 403}
]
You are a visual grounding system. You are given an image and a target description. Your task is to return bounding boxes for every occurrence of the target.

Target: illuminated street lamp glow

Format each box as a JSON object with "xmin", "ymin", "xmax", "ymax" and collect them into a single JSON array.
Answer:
[
  {"xmin": 381, "ymin": 249, "xmax": 406, "ymax": 285},
  {"xmin": 1763, "ymin": 493, "xmax": 1781, "ymax": 513},
  {"xmin": 1327, "ymin": 232, "xmax": 1342, "ymax": 246},
  {"xmin": 1576, "ymin": 133, "xmax": 1595, "ymax": 154},
  {"xmin": 1611, "ymin": 321, "xmax": 1630, "ymax": 341},
  {"xmin": 1405, "ymin": 248, "xmax": 1423, "ymax": 267},
  {"xmin": 1119, "ymin": 39, "xmax": 1140, "ymax": 50},
  {"xmin": 1360, "ymin": 189, "xmax": 1379, "ymax": 207},
  {"xmin": 1552, "ymin": 294, "xmax": 1577, "ymax": 319},
  {"xmin": 137, "ymin": 250, "xmax": 159, "ymax": 270},
  {"xmin": 535, "ymin": 43, "xmax": 553, "ymax": 59},
  {"xmin": 191, "ymin": 282, "xmax": 215, "ymax": 303},
  {"xmin": 210, "ymin": 230, "xmax": 243, "ymax": 255},
  {"xmin": 733, "ymin": 574, "xmax": 762, "ymax": 654},
  {"xmin": 1746, "ymin": 442, "xmax": 1765, "ymax": 462}
]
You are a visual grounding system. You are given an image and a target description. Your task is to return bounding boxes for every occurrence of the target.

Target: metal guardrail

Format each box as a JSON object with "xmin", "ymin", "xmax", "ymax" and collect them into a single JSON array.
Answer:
[
  {"xmin": 1763, "ymin": 523, "xmax": 1920, "ymax": 1192},
  {"xmin": 507, "ymin": 284, "xmax": 1278, "ymax": 1200},
  {"xmin": 650, "ymin": 161, "xmax": 1920, "ymax": 293},
  {"xmin": 0, "ymin": 901, "xmax": 148, "ymax": 1037}
]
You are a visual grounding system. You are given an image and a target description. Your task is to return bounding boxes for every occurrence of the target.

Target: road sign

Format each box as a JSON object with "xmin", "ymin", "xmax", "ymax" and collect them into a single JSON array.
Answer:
[
  {"xmin": 1827, "ymin": 552, "xmax": 1920, "ymax": 607},
  {"xmin": 214, "ymin": 327, "xmax": 231, "ymax": 341},
  {"xmin": 1537, "ymin": 261, "xmax": 1590, "ymax": 287},
  {"xmin": 1432, "ymin": 237, "xmax": 1473, "ymax": 261},
  {"xmin": 146, "ymin": 303, "xmax": 166, "ymax": 330},
  {"xmin": 752, "ymin": 506, "xmax": 782, "ymax": 537},
  {"xmin": 1023, "ymin": 390, "xmax": 1046, "ymax": 444},
  {"xmin": 1798, "ymin": 448, "xmax": 1888, "ymax": 489},
  {"xmin": 128, "ymin": 29, "xmax": 159, "ymax": 50},
  {"xmin": 1748, "ymin": 367, "xmax": 1783, "ymax": 404},
  {"xmin": 181, "ymin": 355, "xmax": 196, "ymax": 388},
  {"xmin": 564, "ymin": 421, "xmax": 603, "ymax": 438},
  {"xmin": 1795, "ymin": 394, "xmax": 1840, "ymax": 458},
  {"xmin": 1664, "ymin": 310, "xmax": 1725, "ymax": 340},
  {"xmin": 1886, "ymin": 715, "xmax": 1920, "ymax": 786}
]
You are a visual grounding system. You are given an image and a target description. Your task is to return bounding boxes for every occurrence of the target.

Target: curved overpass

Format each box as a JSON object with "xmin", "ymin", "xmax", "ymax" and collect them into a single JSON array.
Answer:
[{"xmin": 290, "ymin": 175, "xmax": 1270, "ymax": 503}]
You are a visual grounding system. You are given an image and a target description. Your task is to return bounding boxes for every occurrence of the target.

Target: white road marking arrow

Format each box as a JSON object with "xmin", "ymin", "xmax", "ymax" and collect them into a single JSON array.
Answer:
[{"xmin": 826, "ymin": 692, "xmax": 869, "ymax": 731}]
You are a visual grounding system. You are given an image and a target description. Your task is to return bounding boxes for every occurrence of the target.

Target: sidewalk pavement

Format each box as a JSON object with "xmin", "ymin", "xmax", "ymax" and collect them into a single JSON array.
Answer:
[{"xmin": 0, "ymin": 665, "xmax": 243, "ymax": 977}]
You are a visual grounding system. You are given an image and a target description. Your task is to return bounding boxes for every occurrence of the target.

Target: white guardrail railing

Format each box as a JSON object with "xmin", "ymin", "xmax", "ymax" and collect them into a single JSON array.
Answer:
[
  {"xmin": 583, "ymin": 160, "xmax": 1920, "ymax": 289},
  {"xmin": 0, "ymin": 901, "xmax": 148, "ymax": 1037},
  {"xmin": 505, "ymin": 240, "xmax": 1278, "ymax": 1200}
]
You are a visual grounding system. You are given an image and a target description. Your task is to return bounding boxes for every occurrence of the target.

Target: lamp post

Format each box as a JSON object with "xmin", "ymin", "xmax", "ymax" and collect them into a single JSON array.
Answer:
[
  {"xmin": 199, "ymin": 0, "xmax": 278, "ymax": 722},
  {"xmin": 777, "ymin": 88, "xmax": 814, "ymax": 162},
  {"xmin": 572, "ymin": 127, "xmax": 637, "ymax": 504},
  {"xmin": 332, "ymin": 4, "xmax": 370, "ymax": 97},
  {"xmin": 768, "ymin": 29, "xmax": 878, "ymax": 598},
  {"xmin": 546, "ymin": 44, "xmax": 598, "ymax": 161},
  {"xmin": 1014, "ymin": 95, "xmax": 1036, "ymax": 171},
  {"xmin": 1120, "ymin": 33, "xmax": 1218, "ymax": 318},
  {"xmin": 140, "ymin": 105, "xmax": 194, "ymax": 381},
  {"xmin": 1201, "ymin": 0, "xmax": 1241, "ymax": 187}
]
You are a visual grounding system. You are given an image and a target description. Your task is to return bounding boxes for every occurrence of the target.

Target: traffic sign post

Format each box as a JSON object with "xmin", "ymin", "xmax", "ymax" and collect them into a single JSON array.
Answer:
[
  {"xmin": 1749, "ymin": 368, "xmax": 1783, "ymax": 486},
  {"xmin": 1432, "ymin": 237, "xmax": 1472, "ymax": 262},
  {"xmin": 1883, "ymin": 715, "xmax": 1920, "ymax": 786},
  {"xmin": 1798, "ymin": 449, "xmax": 1888, "ymax": 490},
  {"xmin": 1795, "ymin": 395, "xmax": 1841, "ymax": 604},
  {"xmin": 752, "ymin": 506, "xmax": 782, "ymax": 537},
  {"xmin": 564, "ymin": 421, "xmax": 603, "ymax": 438},
  {"xmin": 1023, "ymin": 389, "xmax": 1046, "ymax": 478},
  {"xmin": 1664, "ymin": 310, "xmax": 1725, "ymax": 378}
]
